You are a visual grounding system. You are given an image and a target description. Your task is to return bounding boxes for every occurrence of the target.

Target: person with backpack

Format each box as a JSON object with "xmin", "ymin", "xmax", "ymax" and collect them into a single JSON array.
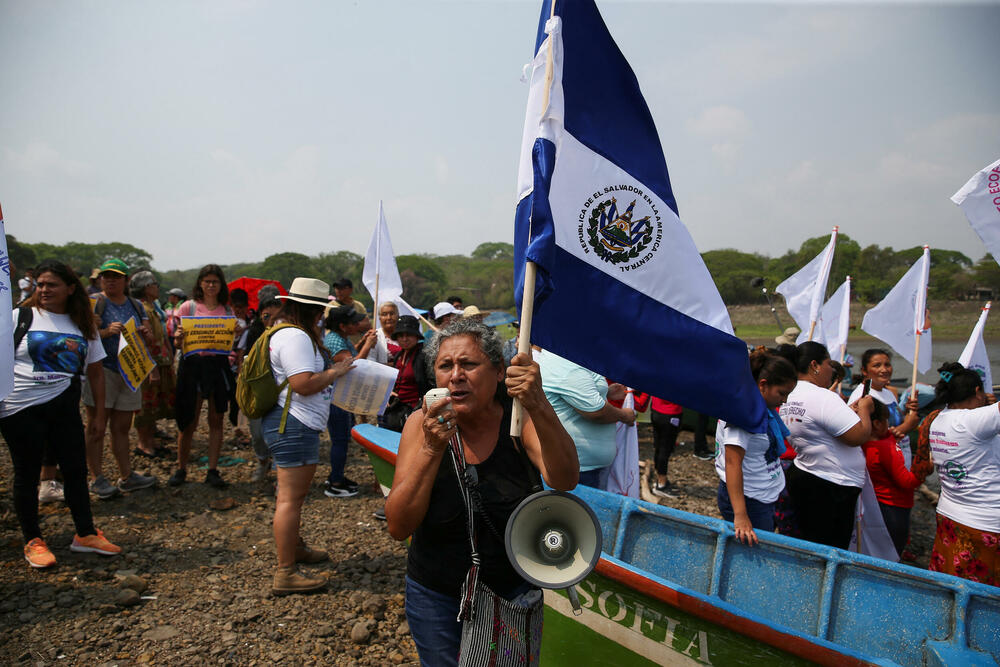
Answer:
[
  {"xmin": 0, "ymin": 260, "xmax": 122, "ymax": 568},
  {"xmin": 169, "ymin": 264, "xmax": 241, "ymax": 489},
  {"xmin": 83, "ymin": 258, "xmax": 157, "ymax": 499},
  {"xmin": 258, "ymin": 277, "xmax": 353, "ymax": 594}
]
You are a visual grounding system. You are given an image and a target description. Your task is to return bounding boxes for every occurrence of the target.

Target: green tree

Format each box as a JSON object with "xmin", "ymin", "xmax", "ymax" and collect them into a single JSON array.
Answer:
[
  {"xmin": 4, "ymin": 235, "xmax": 37, "ymax": 276},
  {"xmin": 259, "ymin": 252, "xmax": 315, "ymax": 288},
  {"xmin": 471, "ymin": 242, "xmax": 514, "ymax": 261}
]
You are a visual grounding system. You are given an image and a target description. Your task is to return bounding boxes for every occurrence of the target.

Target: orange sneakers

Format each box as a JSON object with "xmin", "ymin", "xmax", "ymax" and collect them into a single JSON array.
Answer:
[
  {"xmin": 24, "ymin": 538, "xmax": 57, "ymax": 568},
  {"xmin": 70, "ymin": 530, "xmax": 122, "ymax": 556}
]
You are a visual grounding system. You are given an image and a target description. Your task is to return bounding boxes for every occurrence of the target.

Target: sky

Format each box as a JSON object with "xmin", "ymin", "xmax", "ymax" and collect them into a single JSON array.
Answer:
[{"xmin": 1, "ymin": 0, "xmax": 998, "ymax": 271}]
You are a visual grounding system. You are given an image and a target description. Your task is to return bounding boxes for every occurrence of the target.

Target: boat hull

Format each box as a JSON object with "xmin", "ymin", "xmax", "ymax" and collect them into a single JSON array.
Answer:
[{"xmin": 353, "ymin": 424, "xmax": 999, "ymax": 666}]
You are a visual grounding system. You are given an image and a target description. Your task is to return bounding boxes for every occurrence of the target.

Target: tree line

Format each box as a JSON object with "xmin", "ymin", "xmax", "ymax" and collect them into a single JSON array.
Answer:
[{"xmin": 7, "ymin": 233, "xmax": 1000, "ymax": 310}]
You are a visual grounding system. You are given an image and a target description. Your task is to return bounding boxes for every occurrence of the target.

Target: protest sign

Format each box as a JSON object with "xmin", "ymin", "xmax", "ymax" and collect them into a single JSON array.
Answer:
[
  {"xmin": 180, "ymin": 316, "xmax": 236, "ymax": 357},
  {"xmin": 330, "ymin": 358, "xmax": 398, "ymax": 416},
  {"xmin": 118, "ymin": 318, "xmax": 155, "ymax": 391}
]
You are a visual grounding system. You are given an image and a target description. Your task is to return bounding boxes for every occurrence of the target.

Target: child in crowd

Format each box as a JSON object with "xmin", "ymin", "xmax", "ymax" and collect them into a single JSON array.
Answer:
[{"xmin": 862, "ymin": 401, "xmax": 921, "ymax": 558}]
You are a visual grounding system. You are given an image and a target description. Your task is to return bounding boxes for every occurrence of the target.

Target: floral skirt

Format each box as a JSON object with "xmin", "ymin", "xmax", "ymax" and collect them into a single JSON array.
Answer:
[
  {"xmin": 929, "ymin": 513, "xmax": 999, "ymax": 587},
  {"xmin": 134, "ymin": 363, "xmax": 176, "ymax": 428}
]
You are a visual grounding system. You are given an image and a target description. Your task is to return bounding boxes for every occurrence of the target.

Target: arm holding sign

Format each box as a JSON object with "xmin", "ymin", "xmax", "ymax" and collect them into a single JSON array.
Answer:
[{"xmin": 287, "ymin": 357, "xmax": 354, "ymax": 396}]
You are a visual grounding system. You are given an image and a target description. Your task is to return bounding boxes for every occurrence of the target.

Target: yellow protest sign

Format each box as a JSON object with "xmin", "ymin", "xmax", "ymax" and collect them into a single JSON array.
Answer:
[
  {"xmin": 118, "ymin": 318, "xmax": 155, "ymax": 391},
  {"xmin": 180, "ymin": 316, "xmax": 236, "ymax": 357}
]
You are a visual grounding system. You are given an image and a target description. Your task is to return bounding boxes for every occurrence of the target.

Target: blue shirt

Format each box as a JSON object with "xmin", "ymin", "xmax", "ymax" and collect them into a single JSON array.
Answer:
[
  {"xmin": 536, "ymin": 350, "xmax": 614, "ymax": 472},
  {"xmin": 323, "ymin": 331, "xmax": 355, "ymax": 359}
]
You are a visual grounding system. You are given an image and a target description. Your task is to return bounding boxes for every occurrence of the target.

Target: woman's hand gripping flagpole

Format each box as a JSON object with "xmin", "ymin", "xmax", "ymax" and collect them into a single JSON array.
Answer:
[{"xmin": 511, "ymin": 261, "xmax": 537, "ymax": 437}]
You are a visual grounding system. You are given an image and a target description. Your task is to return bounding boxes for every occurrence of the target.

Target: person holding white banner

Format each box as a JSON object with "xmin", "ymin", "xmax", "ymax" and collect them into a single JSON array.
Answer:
[
  {"xmin": 779, "ymin": 342, "xmax": 874, "ymax": 549},
  {"xmin": 848, "ymin": 349, "xmax": 920, "ymax": 459},
  {"xmin": 0, "ymin": 260, "xmax": 122, "ymax": 569},
  {"xmin": 263, "ymin": 278, "xmax": 355, "ymax": 594},
  {"xmin": 915, "ymin": 362, "xmax": 1000, "ymax": 586}
]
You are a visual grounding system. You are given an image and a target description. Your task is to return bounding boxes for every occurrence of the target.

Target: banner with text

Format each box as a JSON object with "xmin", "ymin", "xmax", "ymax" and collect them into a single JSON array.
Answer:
[
  {"xmin": 180, "ymin": 316, "xmax": 236, "ymax": 357},
  {"xmin": 118, "ymin": 318, "xmax": 156, "ymax": 391}
]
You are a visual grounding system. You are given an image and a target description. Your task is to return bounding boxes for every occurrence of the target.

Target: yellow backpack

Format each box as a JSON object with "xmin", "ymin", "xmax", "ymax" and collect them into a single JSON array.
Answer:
[{"xmin": 236, "ymin": 323, "xmax": 313, "ymax": 433}]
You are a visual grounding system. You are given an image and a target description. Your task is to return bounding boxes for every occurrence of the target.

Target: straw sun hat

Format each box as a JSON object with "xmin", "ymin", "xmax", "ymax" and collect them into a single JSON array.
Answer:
[{"xmin": 277, "ymin": 277, "xmax": 332, "ymax": 307}]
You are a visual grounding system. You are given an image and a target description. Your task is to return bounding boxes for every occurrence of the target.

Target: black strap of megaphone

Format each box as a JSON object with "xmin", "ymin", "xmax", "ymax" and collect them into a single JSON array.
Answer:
[{"xmin": 449, "ymin": 431, "xmax": 482, "ymax": 622}]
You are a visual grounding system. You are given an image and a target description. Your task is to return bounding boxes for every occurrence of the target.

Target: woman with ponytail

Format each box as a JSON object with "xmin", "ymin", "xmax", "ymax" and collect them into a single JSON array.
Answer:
[
  {"xmin": 917, "ymin": 362, "xmax": 1000, "ymax": 586},
  {"xmin": 714, "ymin": 348, "xmax": 798, "ymax": 545},
  {"xmin": 779, "ymin": 342, "xmax": 874, "ymax": 549}
]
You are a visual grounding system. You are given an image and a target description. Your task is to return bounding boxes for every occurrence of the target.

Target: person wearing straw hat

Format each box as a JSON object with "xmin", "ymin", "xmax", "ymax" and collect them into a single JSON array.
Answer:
[
  {"xmin": 775, "ymin": 326, "xmax": 801, "ymax": 347},
  {"xmin": 264, "ymin": 277, "xmax": 355, "ymax": 594}
]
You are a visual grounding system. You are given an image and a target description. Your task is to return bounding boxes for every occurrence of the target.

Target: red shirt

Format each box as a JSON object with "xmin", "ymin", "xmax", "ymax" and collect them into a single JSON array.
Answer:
[
  {"xmin": 393, "ymin": 348, "xmax": 420, "ymax": 407},
  {"xmin": 863, "ymin": 433, "xmax": 920, "ymax": 508}
]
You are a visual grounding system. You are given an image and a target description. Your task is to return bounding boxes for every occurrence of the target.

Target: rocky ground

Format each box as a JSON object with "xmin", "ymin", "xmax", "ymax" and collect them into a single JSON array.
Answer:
[{"xmin": 0, "ymin": 416, "xmax": 938, "ymax": 665}]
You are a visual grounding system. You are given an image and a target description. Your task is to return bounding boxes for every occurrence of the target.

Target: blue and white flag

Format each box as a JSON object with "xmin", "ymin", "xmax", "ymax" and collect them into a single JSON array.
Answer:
[
  {"xmin": 861, "ymin": 246, "xmax": 932, "ymax": 373},
  {"xmin": 0, "ymin": 203, "xmax": 14, "ymax": 401},
  {"xmin": 514, "ymin": 0, "xmax": 765, "ymax": 432},
  {"xmin": 958, "ymin": 302, "xmax": 992, "ymax": 393},
  {"xmin": 952, "ymin": 158, "xmax": 1000, "ymax": 266}
]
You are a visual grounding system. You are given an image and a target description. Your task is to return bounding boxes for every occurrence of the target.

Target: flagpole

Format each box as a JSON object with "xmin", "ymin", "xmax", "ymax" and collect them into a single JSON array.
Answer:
[
  {"xmin": 374, "ymin": 201, "xmax": 382, "ymax": 320},
  {"xmin": 511, "ymin": 0, "xmax": 558, "ymax": 438}
]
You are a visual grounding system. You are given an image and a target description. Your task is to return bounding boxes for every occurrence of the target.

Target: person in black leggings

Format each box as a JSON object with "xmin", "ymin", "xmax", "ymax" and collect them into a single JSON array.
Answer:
[{"xmin": 0, "ymin": 260, "xmax": 122, "ymax": 568}]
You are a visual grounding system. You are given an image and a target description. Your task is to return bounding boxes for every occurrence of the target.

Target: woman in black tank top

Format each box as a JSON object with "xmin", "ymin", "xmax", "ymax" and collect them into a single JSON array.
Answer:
[{"xmin": 384, "ymin": 319, "xmax": 579, "ymax": 667}]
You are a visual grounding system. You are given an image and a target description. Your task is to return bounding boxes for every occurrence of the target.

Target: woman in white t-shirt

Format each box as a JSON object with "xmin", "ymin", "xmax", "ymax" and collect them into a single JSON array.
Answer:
[
  {"xmin": 0, "ymin": 260, "xmax": 121, "ymax": 569},
  {"xmin": 917, "ymin": 362, "xmax": 1000, "ymax": 586},
  {"xmin": 263, "ymin": 278, "xmax": 353, "ymax": 596},
  {"xmin": 847, "ymin": 349, "xmax": 920, "ymax": 464},
  {"xmin": 779, "ymin": 342, "xmax": 873, "ymax": 549},
  {"xmin": 715, "ymin": 349, "xmax": 798, "ymax": 545}
]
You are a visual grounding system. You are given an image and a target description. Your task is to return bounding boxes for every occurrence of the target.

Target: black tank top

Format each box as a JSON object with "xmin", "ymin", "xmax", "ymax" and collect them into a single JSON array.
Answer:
[{"xmin": 407, "ymin": 402, "xmax": 541, "ymax": 598}]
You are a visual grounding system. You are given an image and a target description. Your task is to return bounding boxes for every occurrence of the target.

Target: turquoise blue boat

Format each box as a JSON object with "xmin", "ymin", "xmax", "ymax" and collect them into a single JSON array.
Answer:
[{"xmin": 352, "ymin": 424, "xmax": 1000, "ymax": 666}]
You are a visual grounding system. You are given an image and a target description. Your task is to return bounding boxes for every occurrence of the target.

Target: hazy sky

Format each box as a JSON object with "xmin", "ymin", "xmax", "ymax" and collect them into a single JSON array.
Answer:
[{"xmin": 2, "ymin": 0, "xmax": 998, "ymax": 271}]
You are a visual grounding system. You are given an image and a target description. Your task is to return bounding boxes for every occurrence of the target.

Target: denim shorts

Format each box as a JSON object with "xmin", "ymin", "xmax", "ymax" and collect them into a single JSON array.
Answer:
[{"xmin": 261, "ymin": 407, "xmax": 321, "ymax": 468}]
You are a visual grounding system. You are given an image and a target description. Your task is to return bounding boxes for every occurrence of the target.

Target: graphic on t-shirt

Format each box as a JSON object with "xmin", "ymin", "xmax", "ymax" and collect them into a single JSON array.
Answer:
[
  {"xmin": 943, "ymin": 460, "xmax": 968, "ymax": 484},
  {"xmin": 27, "ymin": 331, "xmax": 88, "ymax": 374}
]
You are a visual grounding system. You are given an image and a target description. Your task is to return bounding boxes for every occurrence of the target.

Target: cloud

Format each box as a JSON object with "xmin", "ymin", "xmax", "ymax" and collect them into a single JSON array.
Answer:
[
  {"xmin": 2, "ymin": 142, "xmax": 93, "ymax": 179},
  {"xmin": 688, "ymin": 105, "xmax": 750, "ymax": 138}
]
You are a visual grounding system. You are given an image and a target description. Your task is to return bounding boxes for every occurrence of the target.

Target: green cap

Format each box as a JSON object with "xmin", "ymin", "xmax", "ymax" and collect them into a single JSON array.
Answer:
[{"xmin": 99, "ymin": 258, "xmax": 129, "ymax": 276}]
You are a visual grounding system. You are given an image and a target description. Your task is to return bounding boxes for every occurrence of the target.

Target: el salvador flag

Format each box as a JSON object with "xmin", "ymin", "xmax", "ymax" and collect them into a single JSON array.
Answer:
[{"xmin": 514, "ymin": 0, "xmax": 766, "ymax": 433}]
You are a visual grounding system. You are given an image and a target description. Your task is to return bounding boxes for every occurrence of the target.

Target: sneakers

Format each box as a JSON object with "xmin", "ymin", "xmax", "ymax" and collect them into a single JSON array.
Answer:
[
  {"xmin": 205, "ymin": 468, "xmax": 228, "ymax": 489},
  {"xmin": 272, "ymin": 566, "xmax": 326, "ymax": 596},
  {"xmin": 38, "ymin": 480, "xmax": 65, "ymax": 504},
  {"xmin": 652, "ymin": 481, "xmax": 679, "ymax": 499},
  {"xmin": 70, "ymin": 529, "xmax": 122, "ymax": 556},
  {"xmin": 295, "ymin": 538, "xmax": 330, "ymax": 564},
  {"xmin": 693, "ymin": 447, "xmax": 714, "ymax": 461},
  {"xmin": 323, "ymin": 479, "xmax": 358, "ymax": 498},
  {"xmin": 90, "ymin": 475, "xmax": 121, "ymax": 500},
  {"xmin": 24, "ymin": 538, "xmax": 57, "ymax": 568},
  {"xmin": 373, "ymin": 507, "xmax": 387, "ymax": 521},
  {"xmin": 251, "ymin": 459, "xmax": 270, "ymax": 483},
  {"xmin": 168, "ymin": 468, "xmax": 187, "ymax": 487},
  {"xmin": 118, "ymin": 471, "xmax": 156, "ymax": 493}
]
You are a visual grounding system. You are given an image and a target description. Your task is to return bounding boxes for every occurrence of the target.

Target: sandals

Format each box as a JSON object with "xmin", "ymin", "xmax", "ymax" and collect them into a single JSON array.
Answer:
[{"xmin": 134, "ymin": 447, "xmax": 159, "ymax": 459}]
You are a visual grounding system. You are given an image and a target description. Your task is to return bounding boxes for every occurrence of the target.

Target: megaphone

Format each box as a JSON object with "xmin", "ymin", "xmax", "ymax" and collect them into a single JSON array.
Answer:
[{"xmin": 505, "ymin": 490, "xmax": 602, "ymax": 614}]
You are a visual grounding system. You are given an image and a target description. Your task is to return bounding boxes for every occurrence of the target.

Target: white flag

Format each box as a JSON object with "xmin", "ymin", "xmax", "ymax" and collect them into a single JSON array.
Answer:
[
  {"xmin": 0, "ymin": 203, "xmax": 14, "ymax": 401},
  {"xmin": 861, "ymin": 246, "xmax": 932, "ymax": 373},
  {"xmin": 775, "ymin": 227, "xmax": 838, "ymax": 343},
  {"xmin": 952, "ymin": 158, "xmax": 1000, "ymax": 266},
  {"xmin": 362, "ymin": 201, "xmax": 418, "ymax": 323},
  {"xmin": 958, "ymin": 302, "xmax": 993, "ymax": 393},
  {"xmin": 820, "ymin": 277, "xmax": 851, "ymax": 362},
  {"xmin": 850, "ymin": 472, "xmax": 900, "ymax": 563},
  {"xmin": 605, "ymin": 391, "xmax": 640, "ymax": 498}
]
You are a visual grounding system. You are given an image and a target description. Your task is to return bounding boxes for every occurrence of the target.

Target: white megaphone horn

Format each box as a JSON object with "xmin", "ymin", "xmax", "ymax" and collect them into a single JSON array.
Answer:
[{"xmin": 504, "ymin": 490, "xmax": 602, "ymax": 614}]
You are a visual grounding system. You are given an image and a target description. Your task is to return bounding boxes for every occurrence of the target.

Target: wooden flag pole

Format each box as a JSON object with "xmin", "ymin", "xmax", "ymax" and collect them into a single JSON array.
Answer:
[
  {"xmin": 807, "ymin": 321, "xmax": 817, "ymax": 342},
  {"xmin": 510, "ymin": 261, "xmax": 537, "ymax": 437},
  {"xmin": 910, "ymin": 331, "xmax": 921, "ymax": 409},
  {"xmin": 510, "ymin": 1, "xmax": 556, "ymax": 438}
]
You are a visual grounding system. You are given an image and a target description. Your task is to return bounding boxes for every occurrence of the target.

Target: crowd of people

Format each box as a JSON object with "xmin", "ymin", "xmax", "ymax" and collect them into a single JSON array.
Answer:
[{"xmin": 2, "ymin": 259, "xmax": 998, "ymax": 665}]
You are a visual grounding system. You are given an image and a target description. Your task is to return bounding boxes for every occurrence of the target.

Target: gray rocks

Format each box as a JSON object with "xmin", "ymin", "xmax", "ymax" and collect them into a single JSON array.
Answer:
[
  {"xmin": 118, "ymin": 574, "xmax": 147, "ymax": 594},
  {"xmin": 143, "ymin": 626, "xmax": 179, "ymax": 642},
  {"xmin": 114, "ymin": 589, "xmax": 141, "ymax": 607},
  {"xmin": 349, "ymin": 621, "xmax": 371, "ymax": 644}
]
